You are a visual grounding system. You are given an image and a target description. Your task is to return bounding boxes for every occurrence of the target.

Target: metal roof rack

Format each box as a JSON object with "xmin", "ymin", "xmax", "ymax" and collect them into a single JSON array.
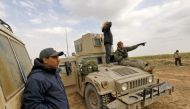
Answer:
[{"xmin": 0, "ymin": 19, "xmax": 13, "ymax": 32}]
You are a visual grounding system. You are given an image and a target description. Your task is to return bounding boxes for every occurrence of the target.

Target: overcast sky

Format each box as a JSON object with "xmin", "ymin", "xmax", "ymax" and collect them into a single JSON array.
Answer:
[{"xmin": 0, "ymin": 0, "xmax": 190, "ymax": 59}]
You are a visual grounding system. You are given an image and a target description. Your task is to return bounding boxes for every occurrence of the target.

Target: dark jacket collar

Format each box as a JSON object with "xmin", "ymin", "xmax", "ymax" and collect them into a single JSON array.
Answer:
[{"xmin": 31, "ymin": 58, "xmax": 58, "ymax": 74}]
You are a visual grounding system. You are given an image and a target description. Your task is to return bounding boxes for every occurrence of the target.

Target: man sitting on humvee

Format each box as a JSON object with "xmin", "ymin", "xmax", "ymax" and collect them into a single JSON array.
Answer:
[{"xmin": 114, "ymin": 41, "xmax": 154, "ymax": 73}]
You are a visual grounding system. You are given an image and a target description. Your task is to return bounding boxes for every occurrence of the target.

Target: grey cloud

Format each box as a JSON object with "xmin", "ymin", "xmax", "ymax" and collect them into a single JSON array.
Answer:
[
  {"xmin": 29, "ymin": 18, "xmax": 42, "ymax": 24},
  {"xmin": 20, "ymin": 1, "xmax": 35, "ymax": 9},
  {"xmin": 109, "ymin": 0, "xmax": 190, "ymax": 56},
  {"xmin": 19, "ymin": 1, "xmax": 36, "ymax": 11},
  {"xmin": 19, "ymin": 29, "xmax": 75, "ymax": 59},
  {"xmin": 147, "ymin": 1, "xmax": 190, "ymax": 38},
  {"xmin": 5, "ymin": 0, "xmax": 190, "ymax": 57},
  {"xmin": 121, "ymin": 0, "xmax": 190, "ymax": 39},
  {"xmin": 0, "ymin": 2, "xmax": 6, "ymax": 18},
  {"xmin": 59, "ymin": 0, "xmax": 142, "ymax": 20}
]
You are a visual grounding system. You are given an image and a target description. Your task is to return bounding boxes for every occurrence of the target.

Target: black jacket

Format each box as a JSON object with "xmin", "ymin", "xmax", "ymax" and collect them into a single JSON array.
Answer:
[
  {"xmin": 22, "ymin": 58, "xmax": 69, "ymax": 109},
  {"xmin": 102, "ymin": 22, "xmax": 113, "ymax": 45}
]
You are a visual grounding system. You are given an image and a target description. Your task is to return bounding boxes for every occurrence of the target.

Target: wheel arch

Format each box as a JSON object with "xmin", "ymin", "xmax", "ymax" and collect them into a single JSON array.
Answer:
[
  {"xmin": 84, "ymin": 77, "xmax": 113, "ymax": 96},
  {"xmin": 84, "ymin": 82, "xmax": 114, "ymax": 109},
  {"xmin": 83, "ymin": 81, "xmax": 98, "ymax": 97}
]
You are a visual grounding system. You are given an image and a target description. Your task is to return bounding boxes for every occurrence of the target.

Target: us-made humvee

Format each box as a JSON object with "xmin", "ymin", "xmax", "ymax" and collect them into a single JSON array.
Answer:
[
  {"xmin": 59, "ymin": 33, "xmax": 174, "ymax": 109},
  {"xmin": 0, "ymin": 19, "xmax": 174, "ymax": 109},
  {"xmin": 0, "ymin": 19, "xmax": 32, "ymax": 109}
]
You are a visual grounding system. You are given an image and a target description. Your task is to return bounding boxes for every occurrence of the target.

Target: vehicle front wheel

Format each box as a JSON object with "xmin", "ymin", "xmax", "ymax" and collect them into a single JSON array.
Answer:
[
  {"xmin": 85, "ymin": 84, "xmax": 111, "ymax": 109},
  {"xmin": 85, "ymin": 84, "xmax": 102, "ymax": 109}
]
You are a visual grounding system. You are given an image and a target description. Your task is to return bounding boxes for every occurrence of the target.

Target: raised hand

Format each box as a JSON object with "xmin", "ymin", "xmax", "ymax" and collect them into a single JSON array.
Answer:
[{"xmin": 139, "ymin": 42, "xmax": 146, "ymax": 46}]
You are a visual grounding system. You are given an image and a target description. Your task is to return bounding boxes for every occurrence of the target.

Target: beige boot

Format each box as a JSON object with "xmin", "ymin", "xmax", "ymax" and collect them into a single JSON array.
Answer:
[
  {"xmin": 144, "ymin": 66, "xmax": 155, "ymax": 74},
  {"xmin": 104, "ymin": 64, "xmax": 112, "ymax": 67}
]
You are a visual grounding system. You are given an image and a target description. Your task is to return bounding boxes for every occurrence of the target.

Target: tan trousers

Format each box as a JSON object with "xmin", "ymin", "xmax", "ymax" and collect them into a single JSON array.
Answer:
[{"xmin": 119, "ymin": 59, "xmax": 147, "ymax": 70}]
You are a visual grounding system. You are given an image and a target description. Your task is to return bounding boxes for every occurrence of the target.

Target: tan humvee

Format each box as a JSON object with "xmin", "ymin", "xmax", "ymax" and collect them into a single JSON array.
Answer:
[
  {"xmin": 60, "ymin": 33, "xmax": 174, "ymax": 109},
  {"xmin": 0, "ymin": 19, "xmax": 32, "ymax": 109}
]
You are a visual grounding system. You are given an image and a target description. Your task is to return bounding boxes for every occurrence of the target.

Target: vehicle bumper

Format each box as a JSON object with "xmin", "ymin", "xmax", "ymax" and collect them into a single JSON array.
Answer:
[{"xmin": 106, "ymin": 82, "xmax": 174, "ymax": 109}]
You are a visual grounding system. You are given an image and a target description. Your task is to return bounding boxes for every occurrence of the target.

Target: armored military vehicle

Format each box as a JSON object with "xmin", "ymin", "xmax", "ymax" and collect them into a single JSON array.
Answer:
[
  {"xmin": 60, "ymin": 33, "xmax": 174, "ymax": 109},
  {"xmin": 0, "ymin": 19, "xmax": 32, "ymax": 109}
]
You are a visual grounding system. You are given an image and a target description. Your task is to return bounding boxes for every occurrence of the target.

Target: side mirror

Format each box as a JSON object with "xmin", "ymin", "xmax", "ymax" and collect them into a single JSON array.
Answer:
[
  {"xmin": 65, "ymin": 61, "xmax": 72, "ymax": 76},
  {"xmin": 79, "ymin": 64, "xmax": 83, "ymax": 72}
]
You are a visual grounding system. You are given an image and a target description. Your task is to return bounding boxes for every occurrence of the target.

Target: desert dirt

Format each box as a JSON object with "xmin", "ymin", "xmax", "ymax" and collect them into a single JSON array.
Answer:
[{"xmin": 68, "ymin": 64, "xmax": 190, "ymax": 109}]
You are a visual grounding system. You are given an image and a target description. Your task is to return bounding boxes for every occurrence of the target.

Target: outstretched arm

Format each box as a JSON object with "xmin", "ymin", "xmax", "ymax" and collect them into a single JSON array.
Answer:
[
  {"xmin": 138, "ymin": 42, "xmax": 146, "ymax": 46},
  {"xmin": 125, "ymin": 42, "xmax": 146, "ymax": 52}
]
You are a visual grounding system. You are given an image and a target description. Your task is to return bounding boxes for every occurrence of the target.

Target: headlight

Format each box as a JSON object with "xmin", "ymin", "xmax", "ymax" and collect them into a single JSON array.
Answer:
[
  {"xmin": 148, "ymin": 76, "xmax": 153, "ymax": 83},
  {"xmin": 88, "ymin": 66, "xmax": 92, "ymax": 69},
  {"xmin": 121, "ymin": 83, "xmax": 127, "ymax": 91}
]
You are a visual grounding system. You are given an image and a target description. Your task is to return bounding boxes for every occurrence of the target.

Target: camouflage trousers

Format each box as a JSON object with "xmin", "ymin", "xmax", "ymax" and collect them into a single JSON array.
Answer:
[{"xmin": 119, "ymin": 59, "xmax": 147, "ymax": 70}]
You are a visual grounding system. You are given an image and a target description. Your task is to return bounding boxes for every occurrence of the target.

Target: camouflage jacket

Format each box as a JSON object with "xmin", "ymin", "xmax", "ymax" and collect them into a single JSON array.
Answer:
[{"xmin": 114, "ymin": 44, "xmax": 139, "ymax": 62}]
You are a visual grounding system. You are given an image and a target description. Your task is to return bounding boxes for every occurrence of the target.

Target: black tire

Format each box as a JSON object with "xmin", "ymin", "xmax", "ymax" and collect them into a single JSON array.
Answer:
[
  {"xmin": 85, "ymin": 84, "xmax": 102, "ymax": 109},
  {"xmin": 101, "ymin": 94, "xmax": 113, "ymax": 108},
  {"xmin": 85, "ymin": 84, "xmax": 112, "ymax": 109}
]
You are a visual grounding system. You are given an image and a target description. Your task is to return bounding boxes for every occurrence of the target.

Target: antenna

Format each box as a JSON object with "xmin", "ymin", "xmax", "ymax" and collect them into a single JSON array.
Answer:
[{"xmin": 65, "ymin": 27, "xmax": 69, "ymax": 56}]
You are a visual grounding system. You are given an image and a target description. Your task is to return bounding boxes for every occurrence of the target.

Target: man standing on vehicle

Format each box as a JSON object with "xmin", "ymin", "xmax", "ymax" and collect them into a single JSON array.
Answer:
[
  {"xmin": 102, "ymin": 21, "xmax": 113, "ymax": 65},
  {"xmin": 22, "ymin": 48, "xmax": 69, "ymax": 109},
  {"xmin": 114, "ymin": 41, "xmax": 154, "ymax": 73}
]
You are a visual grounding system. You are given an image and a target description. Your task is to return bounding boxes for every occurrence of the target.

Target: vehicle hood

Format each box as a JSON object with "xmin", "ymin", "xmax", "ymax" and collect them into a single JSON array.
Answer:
[{"xmin": 89, "ymin": 65, "xmax": 150, "ymax": 81}]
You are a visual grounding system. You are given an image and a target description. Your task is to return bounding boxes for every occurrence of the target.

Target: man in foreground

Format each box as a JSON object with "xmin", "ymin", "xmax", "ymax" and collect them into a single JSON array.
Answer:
[{"xmin": 22, "ymin": 48, "xmax": 69, "ymax": 109}]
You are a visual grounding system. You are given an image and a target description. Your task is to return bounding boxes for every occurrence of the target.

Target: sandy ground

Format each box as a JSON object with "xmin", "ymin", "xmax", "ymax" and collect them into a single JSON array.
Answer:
[
  {"xmin": 146, "ymin": 65, "xmax": 190, "ymax": 109},
  {"xmin": 68, "ymin": 65, "xmax": 190, "ymax": 109}
]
